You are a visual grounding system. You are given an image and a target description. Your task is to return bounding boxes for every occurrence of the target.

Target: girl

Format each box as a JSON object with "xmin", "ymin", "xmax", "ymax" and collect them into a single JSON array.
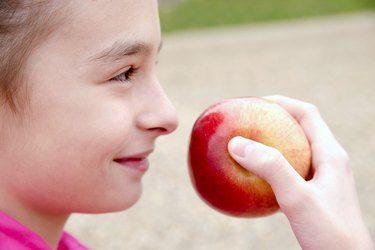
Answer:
[
  {"xmin": 0, "ymin": 0, "xmax": 178, "ymax": 249},
  {"xmin": 0, "ymin": 0, "xmax": 372, "ymax": 249}
]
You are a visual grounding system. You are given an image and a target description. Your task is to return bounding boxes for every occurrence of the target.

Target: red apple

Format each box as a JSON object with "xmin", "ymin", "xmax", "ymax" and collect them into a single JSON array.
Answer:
[{"xmin": 188, "ymin": 97, "xmax": 311, "ymax": 217}]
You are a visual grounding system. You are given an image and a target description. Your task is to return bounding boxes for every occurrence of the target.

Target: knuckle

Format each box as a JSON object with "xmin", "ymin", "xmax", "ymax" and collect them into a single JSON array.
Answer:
[
  {"xmin": 298, "ymin": 102, "xmax": 320, "ymax": 121},
  {"xmin": 330, "ymin": 144, "xmax": 349, "ymax": 164},
  {"xmin": 265, "ymin": 147, "xmax": 284, "ymax": 165},
  {"xmin": 257, "ymin": 147, "xmax": 285, "ymax": 174},
  {"xmin": 316, "ymin": 144, "xmax": 351, "ymax": 172},
  {"xmin": 336, "ymin": 147, "xmax": 350, "ymax": 172},
  {"xmin": 305, "ymin": 103, "xmax": 319, "ymax": 114},
  {"xmin": 247, "ymin": 144, "xmax": 290, "ymax": 184}
]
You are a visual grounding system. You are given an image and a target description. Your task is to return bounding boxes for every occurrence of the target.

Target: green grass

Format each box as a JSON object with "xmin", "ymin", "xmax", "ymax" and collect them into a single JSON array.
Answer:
[{"xmin": 159, "ymin": 0, "xmax": 375, "ymax": 33}]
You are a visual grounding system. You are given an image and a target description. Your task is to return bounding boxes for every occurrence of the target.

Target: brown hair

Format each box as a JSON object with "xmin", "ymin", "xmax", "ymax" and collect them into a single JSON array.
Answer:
[{"xmin": 0, "ymin": 0, "xmax": 65, "ymax": 113}]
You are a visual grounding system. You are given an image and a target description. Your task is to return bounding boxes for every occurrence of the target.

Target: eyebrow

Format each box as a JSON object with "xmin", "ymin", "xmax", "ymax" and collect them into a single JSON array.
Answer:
[{"xmin": 89, "ymin": 40, "xmax": 163, "ymax": 64}]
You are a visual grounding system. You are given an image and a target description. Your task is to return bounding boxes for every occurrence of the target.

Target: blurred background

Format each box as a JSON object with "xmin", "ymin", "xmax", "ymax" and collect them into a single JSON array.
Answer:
[
  {"xmin": 66, "ymin": 1, "xmax": 375, "ymax": 249},
  {"xmin": 158, "ymin": 0, "xmax": 374, "ymax": 32}
]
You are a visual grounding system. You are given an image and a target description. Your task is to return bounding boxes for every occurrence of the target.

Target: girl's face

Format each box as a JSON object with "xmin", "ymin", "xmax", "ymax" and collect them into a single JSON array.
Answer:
[{"xmin": 1, "ymin": 0, "xmax": 178, "ymax": 214}]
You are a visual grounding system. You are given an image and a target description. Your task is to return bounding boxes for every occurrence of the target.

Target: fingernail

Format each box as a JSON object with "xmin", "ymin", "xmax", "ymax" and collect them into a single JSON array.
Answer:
[{"xmin": 228, "ymin": 136, "xmax": 252, "ymax": 158}]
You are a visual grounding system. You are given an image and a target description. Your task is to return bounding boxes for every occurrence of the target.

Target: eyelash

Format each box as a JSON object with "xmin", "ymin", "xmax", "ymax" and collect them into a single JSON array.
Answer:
[{"xmin": 110, "ymin": 67, "xmax": 137, "ymax": 83}]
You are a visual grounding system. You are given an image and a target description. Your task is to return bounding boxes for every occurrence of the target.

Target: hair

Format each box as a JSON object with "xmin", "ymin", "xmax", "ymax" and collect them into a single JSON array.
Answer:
[{"xmin": 0, "ymin": 0, "xmax": 65, "ymax": 113}]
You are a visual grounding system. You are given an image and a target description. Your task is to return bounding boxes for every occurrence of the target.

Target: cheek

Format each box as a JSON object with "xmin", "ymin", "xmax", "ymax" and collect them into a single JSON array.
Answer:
[
  {"xmin": 28, "ymin": 83, "xmax": 133, "ymax": 163},
  {"xmin": 36, "ymin": 105, "xmax": 132, "ymax": 170},
  {"xmin": 10, "ymin": 114, "xmax": 136, "ymax": 213},
  {"xmin": 11, "ymin": 95, "xmax": 136, "ymax": 212}
]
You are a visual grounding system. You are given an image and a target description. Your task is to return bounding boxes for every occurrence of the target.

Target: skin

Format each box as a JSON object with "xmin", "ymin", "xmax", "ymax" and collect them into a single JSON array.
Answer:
[
  {"xmin": 0, "ymin": 0, "xmax": 178, "ymax": 248},
  {"xmin": 228, "ymin": 95, "xmax": 374, "ymax": 250}
]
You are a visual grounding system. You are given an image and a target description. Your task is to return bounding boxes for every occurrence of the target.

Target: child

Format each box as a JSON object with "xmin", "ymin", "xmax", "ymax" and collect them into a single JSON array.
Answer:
[
  {"xmin": 0, "ymin": 1, "xmax": 372, "ymax": 249},
  {"xmin": 0, "ymin": 1, "xmax": 178, "ymax": 249}
]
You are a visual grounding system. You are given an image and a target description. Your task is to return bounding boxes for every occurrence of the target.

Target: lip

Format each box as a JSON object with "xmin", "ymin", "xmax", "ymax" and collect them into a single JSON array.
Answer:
[{"xmin": 114, "ymin": 150, "xmax": 153, "ymax": 172}]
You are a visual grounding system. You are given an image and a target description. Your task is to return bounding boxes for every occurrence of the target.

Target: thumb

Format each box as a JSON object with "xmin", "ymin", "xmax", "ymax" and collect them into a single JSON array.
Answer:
[{"xmin": 227, "ymin": 136, "xmax": 306, "ymax": 203}]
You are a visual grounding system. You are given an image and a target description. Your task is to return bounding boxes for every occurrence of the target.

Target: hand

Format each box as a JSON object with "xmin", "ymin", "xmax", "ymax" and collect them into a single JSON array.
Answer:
[{"xmin": 228, "ymin": 95, "xmax": 373, "ymax": 250}]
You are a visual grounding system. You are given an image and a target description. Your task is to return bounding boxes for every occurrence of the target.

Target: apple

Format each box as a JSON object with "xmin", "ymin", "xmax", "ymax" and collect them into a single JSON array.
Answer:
[{"xmin": 188, "ymin": 97, "xmax": 311, "ymax": 217}]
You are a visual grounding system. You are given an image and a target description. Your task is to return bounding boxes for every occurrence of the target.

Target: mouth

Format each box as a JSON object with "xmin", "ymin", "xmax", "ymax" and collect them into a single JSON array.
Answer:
[
  {"xmin": 114, "ymin": 158, "xmax": 149, "ymax": 172},
  {"xmin": 114, "ymin": 150, "xmax": 153, "ymax": 172}
]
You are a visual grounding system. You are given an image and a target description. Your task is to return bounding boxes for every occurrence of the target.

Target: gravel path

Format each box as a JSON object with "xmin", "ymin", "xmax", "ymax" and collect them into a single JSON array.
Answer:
[{"xmin": 66, "ymin": 12, "xmax": 375, "ymax": 250}]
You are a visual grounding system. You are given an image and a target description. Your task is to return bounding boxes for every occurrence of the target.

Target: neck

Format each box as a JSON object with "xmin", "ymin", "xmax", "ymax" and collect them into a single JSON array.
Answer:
[{"xmin": 24, "ymin": 210, "xmax": 69, "ymax": 249}]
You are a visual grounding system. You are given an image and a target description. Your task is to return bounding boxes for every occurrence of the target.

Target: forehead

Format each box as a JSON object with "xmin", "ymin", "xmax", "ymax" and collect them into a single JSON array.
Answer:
[{"xmin": 50, "ymin": 0, "xmax": 161, "ymax": 60}]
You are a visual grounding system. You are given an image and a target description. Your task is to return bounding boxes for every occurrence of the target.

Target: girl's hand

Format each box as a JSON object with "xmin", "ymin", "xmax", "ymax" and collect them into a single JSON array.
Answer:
[{"xmin": 228, "ymin": 95, "xmax": 373, "ymax": 250}]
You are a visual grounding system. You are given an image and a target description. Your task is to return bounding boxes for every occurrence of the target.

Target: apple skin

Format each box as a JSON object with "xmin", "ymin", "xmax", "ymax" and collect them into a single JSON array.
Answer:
[{"xmin": 188, "ymin": 97, "xmax": 311, "ymax": 217}]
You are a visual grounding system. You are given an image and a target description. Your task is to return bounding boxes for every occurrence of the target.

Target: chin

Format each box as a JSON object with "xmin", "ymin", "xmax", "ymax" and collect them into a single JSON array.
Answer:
[
  {"xmin": 111, "ymin": 187, "xmax": 143, "ymax": 212},
  {"xmin": 83, "ymin": 185, "xmax": 144, "ymax": 214}
]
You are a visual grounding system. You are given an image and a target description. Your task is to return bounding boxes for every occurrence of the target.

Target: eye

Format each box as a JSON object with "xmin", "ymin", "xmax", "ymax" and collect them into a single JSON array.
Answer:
[{"xmin": 110, "ymin": 66, "xmax": 137, "ymax": 83}]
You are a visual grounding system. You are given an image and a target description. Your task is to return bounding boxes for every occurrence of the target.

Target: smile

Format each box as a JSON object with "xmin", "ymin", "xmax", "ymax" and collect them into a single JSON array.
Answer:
[
  {"xmin": 114, "ymin": 150, "xmax": 153, "ymax": 173},
  {"xmin": 114, "ymin": 157, "xmax": 150, "ymax": 172}
]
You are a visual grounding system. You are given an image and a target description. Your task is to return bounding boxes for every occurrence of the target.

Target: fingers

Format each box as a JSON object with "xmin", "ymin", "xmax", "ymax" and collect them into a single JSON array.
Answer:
[
  {"xmin": 264, "ymin": 95, "xmax": 334, "ymax": 144},
  {"xmin": 263, "ymin": 95, "xmax": 349, "ymax": 174},
  {"xmin": 228, "ymin": 136, "xmax": 307, "ymax": 201}
]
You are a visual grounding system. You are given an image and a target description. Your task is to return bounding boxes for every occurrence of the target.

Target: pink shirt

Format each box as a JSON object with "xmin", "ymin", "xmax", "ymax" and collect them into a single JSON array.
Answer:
[{"xmin": 0, "ymin": 211, "xmax": 89, "ymax": 250}]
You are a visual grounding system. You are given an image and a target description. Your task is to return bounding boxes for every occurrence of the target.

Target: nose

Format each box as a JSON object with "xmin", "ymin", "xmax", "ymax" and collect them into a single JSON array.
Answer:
[{"xmin": 136, "ymin": 79, "xmax": 178, "ymax": 136}]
